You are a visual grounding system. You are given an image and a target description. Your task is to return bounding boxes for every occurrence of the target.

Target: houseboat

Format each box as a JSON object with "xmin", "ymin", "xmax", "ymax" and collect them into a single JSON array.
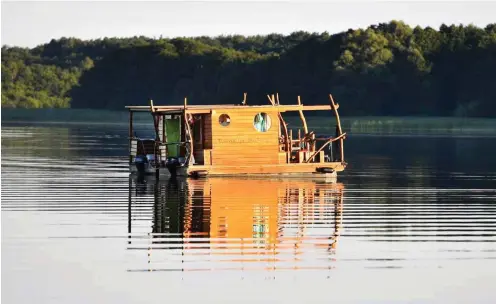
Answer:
[{"xmin": 126, "ymin": 93, "xmax": 347, "ymax": 177}]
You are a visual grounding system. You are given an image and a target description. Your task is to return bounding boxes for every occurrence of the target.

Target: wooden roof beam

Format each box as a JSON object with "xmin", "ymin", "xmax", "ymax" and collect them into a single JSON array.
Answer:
[{"xmin": 125, "ymin": 105, "xmax": 337, "ymax": 112}]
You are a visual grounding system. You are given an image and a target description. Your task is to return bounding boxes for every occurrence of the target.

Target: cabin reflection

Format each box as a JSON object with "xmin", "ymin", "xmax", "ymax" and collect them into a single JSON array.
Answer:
[{"xmin": 128, "ymin": 176, "xmax": 344, "ymax": 257}]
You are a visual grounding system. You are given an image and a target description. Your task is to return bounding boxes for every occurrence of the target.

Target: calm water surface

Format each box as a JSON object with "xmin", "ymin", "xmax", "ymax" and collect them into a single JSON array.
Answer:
[{"xmin": 2, "ymin": 121, "xmax": 496, "ymax": 303}]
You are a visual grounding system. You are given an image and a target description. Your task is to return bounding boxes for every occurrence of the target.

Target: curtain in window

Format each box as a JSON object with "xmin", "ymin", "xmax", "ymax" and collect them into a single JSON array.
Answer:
[{"xmin": 254, "ymin": 113, "xmax": 270, "ymax": 132}]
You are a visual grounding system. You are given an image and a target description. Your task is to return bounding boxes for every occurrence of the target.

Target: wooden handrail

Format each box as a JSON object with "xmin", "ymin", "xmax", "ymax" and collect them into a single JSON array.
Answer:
[{"xmin": 305, "ymin": 132, "xmax": 347, "ymax": 163}]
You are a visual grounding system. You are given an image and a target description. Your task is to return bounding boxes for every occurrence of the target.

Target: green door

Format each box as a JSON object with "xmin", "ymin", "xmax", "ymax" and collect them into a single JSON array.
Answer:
[{"xmin": 165, "ymin": 116, "xmax": 181, "ymax": 157}]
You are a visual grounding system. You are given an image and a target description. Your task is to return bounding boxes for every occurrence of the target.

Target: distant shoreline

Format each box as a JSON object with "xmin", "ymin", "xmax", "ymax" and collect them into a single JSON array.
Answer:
[
  {"xmin": 3, "ymin": 108, "xmax": 495, "ymax": 121},
  {"xmin": 3, "ymin": 108, "xmax": 495, "ymax": 137}
]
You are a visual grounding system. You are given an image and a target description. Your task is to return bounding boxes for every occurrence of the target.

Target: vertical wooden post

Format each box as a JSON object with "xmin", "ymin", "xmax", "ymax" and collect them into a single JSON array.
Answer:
[
  {"xmin": 289, "ymin": 129, "xmax": 293, "ymax": 162},
  {"xmin": 148, "ymin": 99, "xmax": 160, "ymax": 177},
  {"xmin": 329, "ymin": 94, "xmax": 344, "ymax": 162},
  {"xmin": 298, "ymin": 129, "xmax": 301, "ymax": 149},
  {"xmin": 267, "ymin": 94, "xmax": 290, "ymax": 163},
  {"xmin": 297, "ymin": 95, "xmax": 309, "ymax": 150},
  {"xmin": 149, "ymin": 99, "xmax": 160, "ymax": 140}
]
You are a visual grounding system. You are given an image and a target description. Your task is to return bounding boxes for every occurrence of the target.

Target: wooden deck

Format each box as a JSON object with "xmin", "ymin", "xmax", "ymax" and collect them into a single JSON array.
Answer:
[{"xmin": 187, "ymin": 161, "xmax": 345, "ymax": 176}]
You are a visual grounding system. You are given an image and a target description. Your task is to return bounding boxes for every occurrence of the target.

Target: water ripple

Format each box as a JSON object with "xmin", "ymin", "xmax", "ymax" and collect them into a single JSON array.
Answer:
[{"xmin": 2, "ymin": 122, "xmax": 496, "ymax": 303}]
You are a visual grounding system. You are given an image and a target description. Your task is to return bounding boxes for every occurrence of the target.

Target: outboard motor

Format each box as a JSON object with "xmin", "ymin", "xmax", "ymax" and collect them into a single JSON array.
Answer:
[{"xmin": 165, "ymin": 157, "xmax": 180, "ymax": 177}]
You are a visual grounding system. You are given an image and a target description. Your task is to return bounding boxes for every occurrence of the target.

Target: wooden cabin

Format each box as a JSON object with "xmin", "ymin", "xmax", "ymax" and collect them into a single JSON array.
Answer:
[{"xmin": 126, "ymin": 94, "xmax": 347, "ymax": 177}]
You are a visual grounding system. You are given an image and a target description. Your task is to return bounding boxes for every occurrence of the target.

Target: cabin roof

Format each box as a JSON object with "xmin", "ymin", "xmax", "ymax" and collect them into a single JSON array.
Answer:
[{"xmin": 125, "ymin": 104, "xmax": 336, "ymax": 114}]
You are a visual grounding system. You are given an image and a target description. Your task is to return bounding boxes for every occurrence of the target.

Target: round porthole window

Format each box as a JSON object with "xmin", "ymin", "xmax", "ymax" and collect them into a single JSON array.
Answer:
[
  {"xmin": 253, "ymin": 112, "xmax": 271, "ymax": 132},
  {"xmin": 219, "ymin": 114, "xmax": 231, "ymax": 126}
]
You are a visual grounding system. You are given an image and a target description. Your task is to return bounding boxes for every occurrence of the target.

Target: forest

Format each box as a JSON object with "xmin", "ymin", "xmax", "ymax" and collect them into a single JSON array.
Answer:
[{"xmin": 2, "ymin": 20, "xmax": 496, "ymax": 117}]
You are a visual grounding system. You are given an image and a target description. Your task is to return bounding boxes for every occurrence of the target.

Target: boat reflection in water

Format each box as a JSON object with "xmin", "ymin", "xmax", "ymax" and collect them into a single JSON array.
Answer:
[{"xmin": 127, "ymin": 176, "xmax": 344, "ymax": 273}]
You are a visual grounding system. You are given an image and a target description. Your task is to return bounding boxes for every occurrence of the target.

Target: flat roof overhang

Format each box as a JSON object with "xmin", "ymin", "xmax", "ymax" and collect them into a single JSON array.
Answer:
[{"xmin": 125, "ymin": 104, "xmax": 337, "ymax": 114}]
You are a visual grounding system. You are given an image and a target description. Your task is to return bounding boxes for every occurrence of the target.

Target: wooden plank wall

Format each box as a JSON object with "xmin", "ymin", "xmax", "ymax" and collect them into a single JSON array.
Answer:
[{"xmin": 210, "ymin": 109, "xmax": 280, "ymax": 166}]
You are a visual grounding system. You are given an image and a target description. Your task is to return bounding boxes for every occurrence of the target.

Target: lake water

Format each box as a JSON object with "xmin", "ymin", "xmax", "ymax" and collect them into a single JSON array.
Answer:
[{"xmin": 2, "ymin": 119, "xmax": 496, "ymax": 303}]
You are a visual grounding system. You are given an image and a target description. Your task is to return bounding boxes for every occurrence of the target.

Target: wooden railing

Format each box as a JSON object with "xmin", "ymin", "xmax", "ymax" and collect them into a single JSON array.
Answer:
[{"xmin": 270, "ymin": 93, "xmax": 346, "ymax": 165}]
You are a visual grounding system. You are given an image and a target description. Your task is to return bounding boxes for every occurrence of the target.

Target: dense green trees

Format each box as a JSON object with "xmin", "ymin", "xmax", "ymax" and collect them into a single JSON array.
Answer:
[{"xmin": 2, "ymin": 21, "xmax": 495, "ymax": 117}]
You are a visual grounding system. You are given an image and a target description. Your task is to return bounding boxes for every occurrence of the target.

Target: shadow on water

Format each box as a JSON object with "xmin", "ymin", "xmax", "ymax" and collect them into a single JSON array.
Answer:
[{"xmin": 127, "ymin": 176, "xmax": 344, "ymax": 272}]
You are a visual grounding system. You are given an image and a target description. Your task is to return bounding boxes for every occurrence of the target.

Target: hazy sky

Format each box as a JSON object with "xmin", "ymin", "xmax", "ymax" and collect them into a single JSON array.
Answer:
[{"xmin": 1, "ymin": 0, "xmax": 495, "ymax": 48}]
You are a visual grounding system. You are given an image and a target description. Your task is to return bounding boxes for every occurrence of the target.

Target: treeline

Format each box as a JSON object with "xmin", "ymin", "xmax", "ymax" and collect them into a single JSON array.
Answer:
[{"xmin": 2, "ymin": 21, "xmax": 496, "ymax": 117}]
